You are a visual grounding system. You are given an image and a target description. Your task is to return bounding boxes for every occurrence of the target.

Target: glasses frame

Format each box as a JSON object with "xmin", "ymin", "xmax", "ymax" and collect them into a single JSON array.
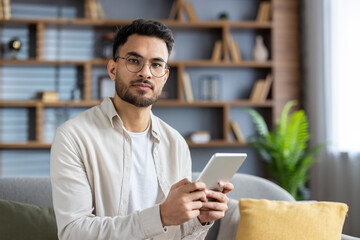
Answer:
[{"xmin": 113, "ymin": 56, "xmax": 170, "ymax": 78}]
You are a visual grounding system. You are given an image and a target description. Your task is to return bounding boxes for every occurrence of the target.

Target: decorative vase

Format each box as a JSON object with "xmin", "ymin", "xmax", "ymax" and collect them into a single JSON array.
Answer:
[{"xmin": 252, "ymin": 35, "xmax": 269, "ymax": 61}]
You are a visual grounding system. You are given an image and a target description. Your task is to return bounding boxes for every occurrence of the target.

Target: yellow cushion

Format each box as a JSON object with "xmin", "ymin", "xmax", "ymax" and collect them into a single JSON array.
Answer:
[{"xmin": 236, "ymin": 199, "xmax": 348, "ymax": 240}]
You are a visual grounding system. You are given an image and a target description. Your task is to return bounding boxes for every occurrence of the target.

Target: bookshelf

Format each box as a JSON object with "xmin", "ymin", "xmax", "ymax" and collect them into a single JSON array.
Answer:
[{"xmin": 0, "ymin": 0, "xmax": 300, "ymax": 150}]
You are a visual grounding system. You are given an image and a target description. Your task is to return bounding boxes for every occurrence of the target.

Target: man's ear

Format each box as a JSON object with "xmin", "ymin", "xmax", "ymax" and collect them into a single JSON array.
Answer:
[
  {"xmin": 163, "ymin": 69, "xmax": 170, "ymax": 85},
  {"xmin": 107, "ymin": 59, "xmax": 116, "ymax": 82}
]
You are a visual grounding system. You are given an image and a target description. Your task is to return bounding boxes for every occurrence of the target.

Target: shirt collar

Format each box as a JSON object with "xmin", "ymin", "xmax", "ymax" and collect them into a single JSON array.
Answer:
[
  {"xmin": 100, "ymin": 97, "xmax": 119, "ymax": 128},
  {"xmin": 100, "ymin": 97, "xmax": 160, "ymax": 142}
]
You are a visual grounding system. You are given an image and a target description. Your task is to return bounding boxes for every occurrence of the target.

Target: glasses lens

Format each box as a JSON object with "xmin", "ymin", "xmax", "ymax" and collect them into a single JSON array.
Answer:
[
  {"xmin": 125, "ymin": 57, "xmax": 144, "ymax": 73},
  {"xmin": 124, "ymin": 56, "xmax": 168, "ymax": 77},
  {"xmin": 150, "ymin": 62, "xmax": 167, "ymax": 77}
]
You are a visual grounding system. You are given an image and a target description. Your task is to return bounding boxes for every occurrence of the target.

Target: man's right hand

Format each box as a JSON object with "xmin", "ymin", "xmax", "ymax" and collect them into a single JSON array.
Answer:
[{"xmin": 160, "ymin": 178, "xmax": 207, "ymax": 226}]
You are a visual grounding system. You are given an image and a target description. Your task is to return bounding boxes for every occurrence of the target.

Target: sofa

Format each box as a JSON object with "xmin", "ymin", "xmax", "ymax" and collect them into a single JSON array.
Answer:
[{"xmin": 0, "ymin": 173, "xmax": 358, "ymax": 240}]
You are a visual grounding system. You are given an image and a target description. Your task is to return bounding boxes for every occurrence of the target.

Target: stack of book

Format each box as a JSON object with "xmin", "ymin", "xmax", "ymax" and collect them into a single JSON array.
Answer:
[
  {"xmin": 256, "ymin": 2, "xmax": 271, "ymax": 22},
  {"xmin": 182, "ymin": 72, "xmax": 194, "ymax": 103},
  {"xmin": 211, "ymin": 33, "xmax": 242, "ymax": 62},
  {"xmin": 230, "ymin": 121, "xmax": 246, "ymax": 143},
  {"xmin": 249, "ymin": 74, "xmax": 273, "ymax": 102},
  {"xmin": 37, "ymin": 91, "xmax": 59, "ymax": 103},
  {"xmin": 169, "ymin": 0, "xmax": 198, "ymax": 22},
  {"xmin": 86, "ymin": 0, "xmax": 106, "ymax": 20},
  {"xmin": 0, "ymin": 0, "xmax": 11, "ymax": 20}
]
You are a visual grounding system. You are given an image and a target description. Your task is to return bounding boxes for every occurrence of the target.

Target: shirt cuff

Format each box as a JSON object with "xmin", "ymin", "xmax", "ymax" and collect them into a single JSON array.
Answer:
[
  {"xmin": 138, "ymin": 204, "xmax": 167, "ymax": 238},
  {"xmin": 194, "ymin": 217, "xmax": 214, "ymax": 229}
]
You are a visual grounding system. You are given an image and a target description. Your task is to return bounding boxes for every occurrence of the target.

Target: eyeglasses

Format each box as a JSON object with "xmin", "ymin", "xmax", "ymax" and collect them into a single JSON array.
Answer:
[{"xmin": 114, "ymin": 56, "xmax": 170, "ymax": 78}]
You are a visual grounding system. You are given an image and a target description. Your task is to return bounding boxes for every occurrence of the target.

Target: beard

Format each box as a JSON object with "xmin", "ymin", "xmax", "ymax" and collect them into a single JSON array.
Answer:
[{"xmin": 115, "ymin": 75, "xmax": 162, "ymax": 108}]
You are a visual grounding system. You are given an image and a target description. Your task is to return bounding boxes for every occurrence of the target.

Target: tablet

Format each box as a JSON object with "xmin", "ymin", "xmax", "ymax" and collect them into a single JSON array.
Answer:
[{"xmin": 196, "ymin": 153, "xmax": 247, "ymax": 191}]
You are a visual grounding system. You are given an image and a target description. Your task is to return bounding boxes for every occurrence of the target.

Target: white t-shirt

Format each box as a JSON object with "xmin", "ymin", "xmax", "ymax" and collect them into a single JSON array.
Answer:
[{"xmin": 125, "ymin": 125, "xmax": 160, "ymax": 214}]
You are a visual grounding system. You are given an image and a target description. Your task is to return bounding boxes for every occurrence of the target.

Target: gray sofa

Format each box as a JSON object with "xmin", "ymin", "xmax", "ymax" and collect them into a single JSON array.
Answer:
[{"xmin": 0, "ymin": 173, "xmax": 358, "ymax": 240}]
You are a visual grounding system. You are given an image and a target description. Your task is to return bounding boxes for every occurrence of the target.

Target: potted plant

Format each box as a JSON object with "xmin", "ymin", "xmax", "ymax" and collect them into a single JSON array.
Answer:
[{"xmin": 247, "ymin": 100, "xmax": 325, "ymax": 200}]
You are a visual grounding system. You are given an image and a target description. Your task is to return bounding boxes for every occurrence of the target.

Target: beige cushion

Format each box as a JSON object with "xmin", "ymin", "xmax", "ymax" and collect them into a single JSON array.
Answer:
[{"xmin": 235, "ymin": 199, "xmax": 348, "ymax": 240}]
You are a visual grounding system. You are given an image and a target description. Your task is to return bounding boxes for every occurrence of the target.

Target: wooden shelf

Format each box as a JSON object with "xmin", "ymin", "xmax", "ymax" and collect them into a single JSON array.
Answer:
[
  {"xmin": 155, "ymin": 100, "xmax": 273, "ymax": 107},
  {"xmin": 0, "ymin": 59, "xmax": 273, "ymax": 68},
  {"xmin": 2, "ymin": 18, "xmax": 272, "ymax": 29},
  {"xmin": 0, "ymin": 100, "xmax": 273, "ymax": 108},
  {"xmin": 171, "ymin": 60, "xmax": 273, "ymax": 68},
  {"xmin": 0, "ymin": 59, "xmax": 89, "ymax": 66},
  {"xmin": 0, "ymin": 142, "xmax": 51, "ymax": 149},
  {"xmin": 0, "ymin": 100, "xmax": 100, "ymax": 107},
  {"xmin": 0, "ymin": 140, "xmax": 248, "ymax": 149},
  {"xmin": 187, "ymin": 140, "xmax": 248, "ymax": 147}
]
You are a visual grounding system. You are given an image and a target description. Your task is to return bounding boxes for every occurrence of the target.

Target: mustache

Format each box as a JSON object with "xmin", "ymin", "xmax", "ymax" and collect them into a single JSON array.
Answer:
[{"xmin": 130, "ymin": 79, "xmax": 154, "ymax": 89}]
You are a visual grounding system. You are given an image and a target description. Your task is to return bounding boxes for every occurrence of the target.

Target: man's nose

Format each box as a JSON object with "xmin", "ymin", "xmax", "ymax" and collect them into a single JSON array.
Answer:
[{"xmin": 137, "ymin": 63, "xmax": 152, "ymax": 79}]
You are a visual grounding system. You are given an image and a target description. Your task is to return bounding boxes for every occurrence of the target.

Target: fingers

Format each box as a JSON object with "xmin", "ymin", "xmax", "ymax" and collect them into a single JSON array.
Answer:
[
  {"xmin": 206, "ymin": 190, "xmax": 229, "ymax": 203},
  {"xmin": 187, "ymin": 201, "xmax": 203, "ymax": 211},
  {"xmin": 218, "ymin": 181, "xmax": 234, "ymax": 194},
  {"xmin": 188, "ymin": 189, "xmax": 207, "ymax": 202},
  {"xmin": 171, "ymin": 178, "xmax": 191, "ymax": 190},
  {"xmin": 181, "ymin": 181, "xmax": 206, "ymax": 193},
  {"xmin": 202, "ymin": 201, "xmax": 228, "ymax": 211}
]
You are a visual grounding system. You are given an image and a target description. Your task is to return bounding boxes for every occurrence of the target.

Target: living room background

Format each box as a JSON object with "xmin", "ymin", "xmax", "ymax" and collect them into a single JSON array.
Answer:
[{"xmin": 0, "ymin": 0, "xmax": 299, "ymax": 177}]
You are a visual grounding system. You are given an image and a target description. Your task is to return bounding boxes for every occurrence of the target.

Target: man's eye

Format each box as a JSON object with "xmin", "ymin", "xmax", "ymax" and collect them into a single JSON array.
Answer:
[
  {"xmin": 152, "ymin": 63, "xmax": 163, "ymax": 68},
  {"xmin": 128, "ymin": 58, "xmax": 140, "ymax": 64}
]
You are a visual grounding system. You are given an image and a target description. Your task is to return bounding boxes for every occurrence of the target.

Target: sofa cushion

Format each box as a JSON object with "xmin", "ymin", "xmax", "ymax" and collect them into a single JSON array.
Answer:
[
  {"xmin": 235, "ymin": 199, "xmax": 348, "ymax": 240},
  {"xmin": 0, "ymin": 199, "xmax": 57, "ymax": 240}
]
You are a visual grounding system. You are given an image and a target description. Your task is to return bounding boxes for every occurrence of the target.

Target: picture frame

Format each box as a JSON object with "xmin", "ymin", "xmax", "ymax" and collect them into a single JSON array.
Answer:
[{"xmin": 98, "ymin": 75, "xmax": 115, "ymax": 99}]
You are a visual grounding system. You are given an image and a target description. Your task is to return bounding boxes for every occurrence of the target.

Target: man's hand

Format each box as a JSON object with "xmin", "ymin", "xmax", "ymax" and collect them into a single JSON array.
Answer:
[
  {"xmin": 197, "ymin": 181, "xmax": 234, "ymax": 224},
  {"xmin": 160, "ymin": 178, "xmax": 207, "ymax": 226}
]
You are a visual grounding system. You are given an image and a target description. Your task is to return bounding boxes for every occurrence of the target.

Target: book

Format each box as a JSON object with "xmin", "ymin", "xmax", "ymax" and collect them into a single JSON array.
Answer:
[
  {"xmin": 258, "ymin": 74, "xmax": 273, "ymax": 101},
  {"xmin": 169, "ymin": 0, "xmax": 182, "ymax": 20},
  {"xmin": 182, "ymin": 72, "xmax": 194, "ymax": 102},
  {"xmin": 256, "ymin": 2, "xmax": 271, "ymax": 22},
  {"xmin": 0, "ymin": 0, "xmax": 4, "ymax": 20},
  {"xmin": 256, "ymin": 2, "xmax": 265, "ymax": 21},
  {"xmin": 96, "ymin": 0, "xmax": 107, "ymax": 19},
  {"xmin": 3, "ymin": 0, "xmax": 11, "ymax": 20},
  {"xmin": 250, "ymin": 80, "xmax": 265, "ymax": 101},
  {"xmin": 263, "ymin": 2, "xmax": 271, "ymax": 21},
  {"xmin": 233, "ymin": 39, "xmax": 242, "ymax": 61},
  {"xmin": 190, "ymin": 131, "xmax": 211, "ymax": 144},
  {"xmin": 183, "ymin": 2, "xmax": 198, "ymax": 21},
  {"xmin": 230, "ymin": 121, "xmax": 246, "ymax": 143},
  {"xmin": 37, "ymin": 91, "xmax": 59, "ymax": 103},
  {"xmin": 88, "ymin": 0, "xmax": 98, "ymax": 20},
  {"xmin": 84, "ymin": 0, "xmax": 90, "ymax": 19},
  {"xmin": 211, "ymin": 40, "xmax": 223, "ymax": 62},
  {"xmin": 227, "ymin": 35, "xmax": 242, "ymax": 62}
]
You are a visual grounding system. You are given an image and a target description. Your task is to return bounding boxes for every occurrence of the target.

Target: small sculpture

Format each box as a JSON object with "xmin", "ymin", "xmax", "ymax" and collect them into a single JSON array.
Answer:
[{"xmin": 252, "ymin": 35, "xmax": 269, "ymax": 61}]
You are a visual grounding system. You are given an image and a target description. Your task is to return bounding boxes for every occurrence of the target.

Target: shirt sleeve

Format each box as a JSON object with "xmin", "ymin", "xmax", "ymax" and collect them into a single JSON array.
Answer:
[{"xmin": 50, "ymin": 128, "xmax": 166, "ymax": 240}]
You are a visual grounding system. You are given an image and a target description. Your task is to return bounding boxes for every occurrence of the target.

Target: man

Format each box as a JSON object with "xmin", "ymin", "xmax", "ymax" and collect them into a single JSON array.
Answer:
[{"xmin": 50, "ymin": 19, "xmax": 233, "ymax": 240}]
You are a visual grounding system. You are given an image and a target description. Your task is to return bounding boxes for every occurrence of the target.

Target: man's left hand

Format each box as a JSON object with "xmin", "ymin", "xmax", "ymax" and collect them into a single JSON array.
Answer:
[{"xmin": 197, "ymin": 181, "xmax": 234, "ymax": 225}]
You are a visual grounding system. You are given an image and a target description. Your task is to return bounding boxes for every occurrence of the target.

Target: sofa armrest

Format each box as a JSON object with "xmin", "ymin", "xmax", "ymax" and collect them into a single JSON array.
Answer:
[{"xmin": 342, "ymin": 234, "xmax": 360, "ymax": 240}]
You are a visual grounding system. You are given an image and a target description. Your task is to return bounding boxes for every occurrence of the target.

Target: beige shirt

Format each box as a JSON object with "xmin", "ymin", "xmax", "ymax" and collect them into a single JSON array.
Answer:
[{"xmin": 50, "ymin": 97, "xmax": 211, "ymax": 240}]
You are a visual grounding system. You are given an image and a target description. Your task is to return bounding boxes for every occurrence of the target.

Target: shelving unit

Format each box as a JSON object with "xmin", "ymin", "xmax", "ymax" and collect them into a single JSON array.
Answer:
[{"xmin": 0, "ymin": 0, "xmax": 300, "ymax": 151}]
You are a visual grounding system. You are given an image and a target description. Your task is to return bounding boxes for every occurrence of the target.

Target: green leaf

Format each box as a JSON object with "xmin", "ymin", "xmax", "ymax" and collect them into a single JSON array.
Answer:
[
  {"xmin": 246, "ymin": 100, "xmax": 326, "ymax": 200},
  {"xmin": 278, "ymin": 100, "xmax": 297, "ymax": 141},
  {"xmin": 246, "ymin": 108, "xmax": 269, "ymax": 136}
]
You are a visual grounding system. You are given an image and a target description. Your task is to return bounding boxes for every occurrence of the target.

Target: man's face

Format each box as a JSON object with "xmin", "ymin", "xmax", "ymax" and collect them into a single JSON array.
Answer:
[{"xmin": 110, "ymin": 34, "xmax": 169, "ymax": 108}]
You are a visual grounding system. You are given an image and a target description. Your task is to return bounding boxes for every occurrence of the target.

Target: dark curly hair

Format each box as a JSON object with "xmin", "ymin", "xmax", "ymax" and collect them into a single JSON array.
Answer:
[{"xmin": 112, "ymin": 19, "xmax": 175, "ymax": 59}]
